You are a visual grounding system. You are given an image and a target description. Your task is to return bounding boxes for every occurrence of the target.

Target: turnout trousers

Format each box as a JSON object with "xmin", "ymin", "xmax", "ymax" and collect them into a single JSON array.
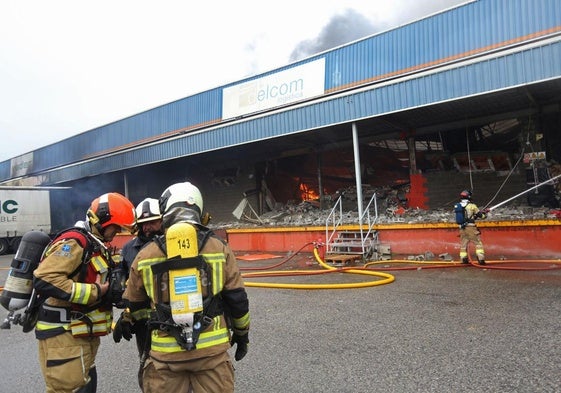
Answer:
[
  {"xmin": 142, "ymin": 351, "xmax": 234, "ymax": 393},
  {"xmin": 460, "ymin": 226, "xmax": 485, "ymax": 262},
  {"xmin": 38, "ymin": 332, "xmax": 100, "ymax": 393}
]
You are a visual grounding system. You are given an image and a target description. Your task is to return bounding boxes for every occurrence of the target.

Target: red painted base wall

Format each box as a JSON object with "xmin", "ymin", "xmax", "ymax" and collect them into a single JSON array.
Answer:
[
  {"xmin": 112, "ymin": 221, "xmax": 561, "ymax": 260},
  {"xmin": 225, "ymin": 222, "xmax": 561, "ymax": 259}
]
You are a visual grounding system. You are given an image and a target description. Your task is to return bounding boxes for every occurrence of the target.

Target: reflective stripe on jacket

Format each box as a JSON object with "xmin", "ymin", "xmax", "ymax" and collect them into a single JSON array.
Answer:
[
  {"xmin": 35, "ymin": 249, "xmax": 113, "ymax": 339},
  {"xmin": 140, "ymin": 250, "xmax": 231, "ymax": 353},
  {"xmin": 123, "ymin": 232, "xmax": 249, "ymax": 360}
]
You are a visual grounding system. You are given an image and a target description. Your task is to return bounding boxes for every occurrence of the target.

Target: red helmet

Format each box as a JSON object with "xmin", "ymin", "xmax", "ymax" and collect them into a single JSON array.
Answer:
[
  {"xmin": 459, "ymin": 190, "xmax": 472, "ymax": 200},
  {"xmin": 87, "ymin": 192, "xmax": 136, "ymax": 232}
]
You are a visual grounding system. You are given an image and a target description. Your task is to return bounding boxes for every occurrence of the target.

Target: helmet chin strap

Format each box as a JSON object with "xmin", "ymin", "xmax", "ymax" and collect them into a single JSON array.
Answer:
[{"xmin": 87, "ymin": 209, "xmax": 104, "ymax": 235}]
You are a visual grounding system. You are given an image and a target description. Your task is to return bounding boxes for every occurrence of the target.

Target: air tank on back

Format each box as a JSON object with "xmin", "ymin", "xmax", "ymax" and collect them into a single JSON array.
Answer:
[{"xmin": 1, "ymin": 231, "xmax": 51, "ymax": 311}]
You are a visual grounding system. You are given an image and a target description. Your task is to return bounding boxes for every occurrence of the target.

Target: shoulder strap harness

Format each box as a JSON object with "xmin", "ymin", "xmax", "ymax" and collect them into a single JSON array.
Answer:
[
  {"xmin": 49, "ymin": 227, "xmax": 100, "ymax": 280},
  {"xmin": 25, "ymin": 227, "xmax": 106, "ymax": 334},
  {"xmin": 150, "ymin": 225, "xmax": 223, "ymax": 351}
]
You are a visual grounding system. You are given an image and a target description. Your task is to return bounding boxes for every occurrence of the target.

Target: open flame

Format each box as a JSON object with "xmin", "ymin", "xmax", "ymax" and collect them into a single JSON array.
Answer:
[{"xmin": 299, "ymin": 183, "xmax": 319, "ymax": 201}]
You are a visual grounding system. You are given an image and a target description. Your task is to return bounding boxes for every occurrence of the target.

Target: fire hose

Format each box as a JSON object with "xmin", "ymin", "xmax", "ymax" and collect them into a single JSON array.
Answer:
[
  {"xmin": 241, "ymin": 244, "xmax": 395, "ymax": 290},
  {"xmin": 241, "ymin": 232, "xmax": 561, "ymax": 289},
  {"xmin": 484, "ymin": 173, "xmax": 561, "ymax": 211}
]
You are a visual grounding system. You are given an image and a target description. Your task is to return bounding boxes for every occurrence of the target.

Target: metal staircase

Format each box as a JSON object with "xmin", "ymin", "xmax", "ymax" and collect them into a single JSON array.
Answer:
[{"xmin": 325, "ymin": 193, "xmax": 387, "ymax": 265}]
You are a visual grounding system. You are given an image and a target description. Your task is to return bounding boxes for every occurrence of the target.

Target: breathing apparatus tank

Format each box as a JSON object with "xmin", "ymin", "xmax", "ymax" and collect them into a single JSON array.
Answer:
[
  {"xmin": 164, "ymin": 222, "xmax": 204, "ymax": 349},
  {"xmin": 1, "ymin": 231, "xmax": 51, "ymax": 312}
]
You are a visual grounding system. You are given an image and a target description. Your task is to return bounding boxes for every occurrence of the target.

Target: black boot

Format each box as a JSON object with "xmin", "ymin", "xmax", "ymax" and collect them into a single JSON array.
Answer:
[
  {"xmin": 461, "ymin": 257, "xmax": 469, "ymax": 264},
  {"xmin": 478, "ymin": 259, "xmax": 486, "ymax": 265}
]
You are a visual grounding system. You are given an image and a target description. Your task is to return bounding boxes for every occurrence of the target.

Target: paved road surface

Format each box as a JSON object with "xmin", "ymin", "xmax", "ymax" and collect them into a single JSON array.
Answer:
[{"xmin": 1, "ymin": 253, "xmax": 560, "ymax": 392}]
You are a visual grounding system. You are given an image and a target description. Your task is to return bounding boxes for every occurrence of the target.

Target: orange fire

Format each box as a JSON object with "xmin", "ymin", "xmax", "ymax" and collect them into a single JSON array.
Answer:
[{"xmin": 299, "ymin": 183, "xmax": 319, "ymax": 201}]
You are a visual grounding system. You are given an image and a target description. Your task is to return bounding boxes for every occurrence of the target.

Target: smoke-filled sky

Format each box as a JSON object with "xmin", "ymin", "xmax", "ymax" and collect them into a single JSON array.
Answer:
[{"xmin": 0, "ymin": 0, "xmax": 468, "ymax": 162}]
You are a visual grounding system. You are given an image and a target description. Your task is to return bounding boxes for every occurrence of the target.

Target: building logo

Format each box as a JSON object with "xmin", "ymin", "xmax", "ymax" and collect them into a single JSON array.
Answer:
[{"xmin": 222, "ymin": 58, "xmax": 326, "ymax": 119}]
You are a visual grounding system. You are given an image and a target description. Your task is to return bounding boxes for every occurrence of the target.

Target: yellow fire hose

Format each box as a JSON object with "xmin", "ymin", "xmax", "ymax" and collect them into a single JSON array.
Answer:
[{"xmin": 241, "ymin": 247, "xmax": 395, "ymax": 289}]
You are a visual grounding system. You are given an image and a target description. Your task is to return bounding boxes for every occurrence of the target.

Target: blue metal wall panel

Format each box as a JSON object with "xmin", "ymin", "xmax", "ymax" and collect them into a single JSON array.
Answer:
[
  {"xmin": 28, "ymin": 88, "xmax": 223, "ymax": 173},
  {"xmin": 323, "ymin": 0, "xmax": 560, "ymax": 91},
  {"xmin": 0, "ymin": 161, "xmax": 9, "ymax": 180},
  {"xmin": 1, "ymin": 0, "xmax": 560, "ymax": 184},
  {"xmin": 42, "ymin": 39, "xmax": 561, "ymax": 185}
]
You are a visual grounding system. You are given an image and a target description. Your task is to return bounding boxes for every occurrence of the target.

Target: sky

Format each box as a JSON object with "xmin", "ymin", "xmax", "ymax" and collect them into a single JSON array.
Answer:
[{"xmin": 0, "ymin": 0, "xmax": 468, "ymax": 162}]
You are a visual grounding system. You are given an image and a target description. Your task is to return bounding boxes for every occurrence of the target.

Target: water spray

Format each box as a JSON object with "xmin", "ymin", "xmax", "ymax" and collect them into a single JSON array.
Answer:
[{"xmin": 487, "ymin": 173, "xmax": 561, "ymax": 211}]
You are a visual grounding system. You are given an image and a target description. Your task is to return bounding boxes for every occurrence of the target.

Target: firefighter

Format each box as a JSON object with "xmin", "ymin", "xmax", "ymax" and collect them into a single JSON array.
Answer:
[
  {"xmin": 119, "ymin": 181, "xmax": 250, "ymax": 393},
  {"xmin": 120, "ymin": 198, "xmax": 164, "ymax": 275},
  {"xmin": 33, "ymin": 192, "xmax": 136, "ymax": 393},
  {"xmin": 456, "ymin": 189, "xmax": 489, "ymax": 265},
  {"xmin": 113, "ymin": 198, "xmax": 163, "ymax": 381}
]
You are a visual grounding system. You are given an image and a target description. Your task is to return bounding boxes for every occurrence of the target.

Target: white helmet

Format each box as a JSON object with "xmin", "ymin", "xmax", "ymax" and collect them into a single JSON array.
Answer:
[
  {"xmin": 135, "ymin": 198, "xmax": 162, "ymax": 224},
  {"xmin": 159, "ymin": 182, "xmax": 204, "ymax": 218}
]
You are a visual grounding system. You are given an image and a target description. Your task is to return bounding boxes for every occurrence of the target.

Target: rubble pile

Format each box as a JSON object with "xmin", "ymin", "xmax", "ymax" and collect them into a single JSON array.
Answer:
[{"xmin": 212, "ymin": 183, "xmax": 560, "ymax": 229}]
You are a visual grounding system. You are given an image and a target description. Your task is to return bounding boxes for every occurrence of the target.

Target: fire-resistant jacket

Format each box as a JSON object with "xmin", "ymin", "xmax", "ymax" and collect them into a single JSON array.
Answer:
[
  {"xmin": 122, "ymin": 227, "xmax": 250, "ymax": 363},
  {"xmin": 33, "ymin": 229, "xmax": 113, "ymax": 339},
  {"xmin": 463, "ymin": 201, "xmax": 486, "ymax": 227}
]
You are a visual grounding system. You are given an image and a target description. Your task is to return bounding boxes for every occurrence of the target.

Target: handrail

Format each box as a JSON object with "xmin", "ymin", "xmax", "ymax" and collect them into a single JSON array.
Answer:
[
  {"xmin": 325, "ymin": 195, "xmax": 343, "ymax": 254},
  {"xmin": 359, "ymin": 193, "xmax": 378, "ymax": 253},
  {"xmin": 325, "ymin": 193, "xmax": 378, "ymax": 256}
]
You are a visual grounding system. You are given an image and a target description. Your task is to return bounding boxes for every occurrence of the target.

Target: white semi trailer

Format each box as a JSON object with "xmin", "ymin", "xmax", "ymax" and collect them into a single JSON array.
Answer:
[{"xmin": 0, "ymin": 188, "xmax": 52, "ymax": 255}]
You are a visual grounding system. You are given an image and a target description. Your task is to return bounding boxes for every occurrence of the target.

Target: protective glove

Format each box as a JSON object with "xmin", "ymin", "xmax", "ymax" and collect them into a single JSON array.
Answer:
[
  {"xmin": 107, "ymin": 268, "xmax": 127, "ymax": 307},
  {"xmin": 476, "ymin": 209, "xmax": 489, "ymax": 219},
  {"xmin": 230, "ymin": 329, "xmax": 249, "ymax": 361},
  {"xmin": 112, "ymin": 309, "xmax": 135, "ymax": 343}
]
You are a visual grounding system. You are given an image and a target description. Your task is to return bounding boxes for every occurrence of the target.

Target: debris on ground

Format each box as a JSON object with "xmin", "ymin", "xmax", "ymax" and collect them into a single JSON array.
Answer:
[
  {"xmin": 212, "ymin": 202, "xmax": 558, "ymax": 229},
  {"xmin": 212, "ymin": 182, "xmax": 560, "ymax": 229}
]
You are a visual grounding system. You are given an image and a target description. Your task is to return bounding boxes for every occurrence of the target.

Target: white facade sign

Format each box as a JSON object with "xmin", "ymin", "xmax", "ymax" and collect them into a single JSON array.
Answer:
[{"xmin": 222, "ymin": 58, "xmax": 326, "ymax": 119}]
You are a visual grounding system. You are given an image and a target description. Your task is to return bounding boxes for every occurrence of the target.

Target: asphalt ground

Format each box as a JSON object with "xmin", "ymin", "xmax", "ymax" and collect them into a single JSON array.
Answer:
[{"xmin": 0, "ymin": 252, "xmax": 560, "ymax": 393}]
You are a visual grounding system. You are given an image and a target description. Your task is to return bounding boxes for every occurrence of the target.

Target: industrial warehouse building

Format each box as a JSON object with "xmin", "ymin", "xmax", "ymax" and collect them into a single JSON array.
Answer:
[{"xmin": 1, "ymin": 0, "xmax": 560, "ymax": 233}]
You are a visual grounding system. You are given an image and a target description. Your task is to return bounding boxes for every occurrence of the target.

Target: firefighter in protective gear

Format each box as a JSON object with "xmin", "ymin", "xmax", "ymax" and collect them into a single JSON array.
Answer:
[
  {"xmin": 457, "ymin": 190, "xmax": 488, "ymax": 265},
  {"xmin": 120, "ymin": 198, "xmax": 164, "ymax": 274},
  {"xmin": 114, "ymin": 198, "xmax": 163, "ymax": 383},
  {"xmin": 122, "ymin": 182, "xmax": 250, "ymax": 393},
  {"xmin": 33, "ymin": 192, "xmax": 135, "ymax": 393}
]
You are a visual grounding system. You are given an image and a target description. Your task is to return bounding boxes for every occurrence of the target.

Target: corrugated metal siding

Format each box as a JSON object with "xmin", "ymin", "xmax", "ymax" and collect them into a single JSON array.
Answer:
[
  {"xmin": 41, "ymin": 39, "xmax": 561, "ymax": 185},
  {"xmin": 323, "ymin": 0, "xmax": 561, "ymax": 91},
  {"xmin": 1, "ymin": 0, "xmax": 560, "ymax": 183},
  {"xmin": 0, "ymin": 161, "xmax": 9, "ymax": 180},
  {"xmin": 28, "ymin": 88, "xmax": 223, "ymax": 172}
]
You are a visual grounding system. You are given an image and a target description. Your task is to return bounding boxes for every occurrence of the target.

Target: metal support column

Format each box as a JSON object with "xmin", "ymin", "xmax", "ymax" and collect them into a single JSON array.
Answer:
[
  {"xmin": 317, "ymin": 151, "xmax": 324, "ymax": 210},
  {"xmin": 352, "ymin": 122, "xmax": 363, "ymax": 223}
]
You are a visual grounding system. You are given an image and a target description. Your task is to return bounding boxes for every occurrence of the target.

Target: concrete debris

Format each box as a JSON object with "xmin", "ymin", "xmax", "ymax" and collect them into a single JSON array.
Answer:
[
  {"xmin": 212, "ymin": 184, "xmax": 560, "ymax": 229},
  {"xmin": 213, "ymin": 203, "xmax": 558, "ymax": 229},
  {"xmin": 404, "ymin": 252, "xmax": 449, "ymax": 262},
  {"xmin": 424, "ymin": 251, "xmax": 435, "ymax": 260}
]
